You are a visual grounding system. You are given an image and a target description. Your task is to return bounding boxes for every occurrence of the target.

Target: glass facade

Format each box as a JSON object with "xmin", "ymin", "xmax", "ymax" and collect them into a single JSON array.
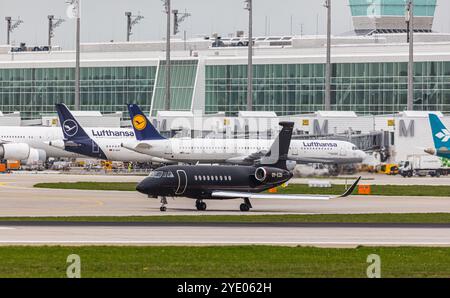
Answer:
[
  {"xmin": 0, "ymin": 66, "xmax": 156, "ymax": 119},
  {"xmin": 349, "ymin": 0, "xmax": 437, "ymax": 17},
  {"xmin": 151, "ymin": 60, "xmax": 198, "ymax": 116},
  {"xmin": 205, "ymin": 62, "xmax": 450, "ymax": 116}
]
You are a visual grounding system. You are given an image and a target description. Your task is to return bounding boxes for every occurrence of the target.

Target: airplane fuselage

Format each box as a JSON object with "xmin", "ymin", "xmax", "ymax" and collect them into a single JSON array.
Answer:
[
  {"xmin": 136, "ymin": 164, "xmax": 292, "ymax": 200},
  {"xmin": 126, "ymin": 138, "xmax": 366, "ymax": 165}
]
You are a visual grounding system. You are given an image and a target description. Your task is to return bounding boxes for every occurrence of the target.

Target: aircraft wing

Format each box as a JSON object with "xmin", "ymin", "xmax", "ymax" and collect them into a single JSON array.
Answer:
[
  {"xmin": 225, "ymin": 150, "xmax": 269, "ymax": 165},
  {"xmin": 211, "ymin": 177, "xmax": 361, "ymax": 200},
  {"xmin": 122, "ymin": 141, "xmax": 153, "ymax": 152}
]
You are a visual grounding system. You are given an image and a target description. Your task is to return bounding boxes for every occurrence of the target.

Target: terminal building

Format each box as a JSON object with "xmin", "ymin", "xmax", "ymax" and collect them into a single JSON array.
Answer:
[
  {"xmin": 0, "ymin": 0, "xmax": 448, "ymax": 163},
  {"xmin": 0, "ymin": 0, "xmax": 447, "ymax": 120}
]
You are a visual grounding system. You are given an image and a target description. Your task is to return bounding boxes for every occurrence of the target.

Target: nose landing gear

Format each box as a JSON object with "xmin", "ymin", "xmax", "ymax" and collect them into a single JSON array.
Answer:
[
  {"xmin": 195, "ymin": 199, "xmax": 207, "ymax": 211},
  {"xmin": 159, "ymin": 196, "xmax": 168, "ymax": 212}
]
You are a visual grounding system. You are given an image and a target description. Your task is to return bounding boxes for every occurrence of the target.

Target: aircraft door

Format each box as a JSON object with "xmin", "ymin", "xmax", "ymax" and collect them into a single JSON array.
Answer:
[
  {"xmin": 175, "ymin": 170, "xmax": 188, "ymax": 195},
  {"xmin": 339, "ymin": 148, "xmax": 346, "ymax": 156},
  {"xmin": 92, "ymin": 141, "xmax": 100, "ymax": 154}
]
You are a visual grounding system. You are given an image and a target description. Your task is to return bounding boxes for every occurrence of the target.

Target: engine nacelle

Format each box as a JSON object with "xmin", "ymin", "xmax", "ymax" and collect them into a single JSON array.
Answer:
[
  {"xmin": 0, "ymin": 143, "xmax": 31, "ymax": 161},
  {"xmin": 23, "ymin": 148, "xmax": 47, "ymax": 165},
  {"xmin": 254, "ymin": 166, "xmax": 291, "ymax": 184},
  {"xmin": 286, "ymin": 160, "xmax": 297, "ymax": 171}
]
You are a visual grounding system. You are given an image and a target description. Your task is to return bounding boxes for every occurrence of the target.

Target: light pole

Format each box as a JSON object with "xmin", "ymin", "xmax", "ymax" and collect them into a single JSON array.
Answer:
[
  {"xmin": 324, "ymin": 0, "xmax": 332, "ymax": 111},
  {"xmin": 125, "ymin": 12, "xmax": 144, "ymax": 42},
  {"xmin": 48, "ymin": 15, "xmax": 65, "ymax": 47},
  {"xmin": 244, "ymin": 0, "xmax": 253, "ymax": 111},
  {"xmin": 66, "ymin": 0, "xmax": 81, "ymax": 110},
  {"xmin": 173, "ymin": 9, "xmax": 190, "ymax": 36},
  {"xmin": 406, "ymin": 0, "xmax": 414, "ymax": 111},
  {"xmin": 162, "ymin": 0, "xmax": 171, "ymax": 111},
  {"xmin": 5, "ymin": 17, "xmax": 23, "ymax": 45}
]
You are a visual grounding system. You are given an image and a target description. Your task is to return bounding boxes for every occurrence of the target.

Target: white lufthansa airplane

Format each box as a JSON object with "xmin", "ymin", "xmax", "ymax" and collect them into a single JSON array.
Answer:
[
  {"xmin": 122, "ymin": 104, "xmax": 366, "ymax": 166},
  {"xmin": 48, "ymin": 104, "xmax": 170, "ymax": 164},
  {"xmin": 0, "ymin": 126, "xmax": 79, "ymax": 165}
]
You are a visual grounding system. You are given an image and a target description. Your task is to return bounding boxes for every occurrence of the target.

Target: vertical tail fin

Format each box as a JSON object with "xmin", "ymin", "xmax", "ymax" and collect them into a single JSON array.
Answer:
[
  {"xmin": 55, "ymin": 104, "xmax": 90, "ymax": 140},
  {"xmin": 127, "ymin": 104, "xmax": 166, "ymax": 141},
  {"xmin": 429, "ymin": 114, "xmax": 450, "ymax": 150},
  {"xmin": 54, "ymin": 103, "xmax": 107, "ymax": 160},
  {"xmin": 260, "ymin": 121, "xmax": 294, "ymax": 169}
]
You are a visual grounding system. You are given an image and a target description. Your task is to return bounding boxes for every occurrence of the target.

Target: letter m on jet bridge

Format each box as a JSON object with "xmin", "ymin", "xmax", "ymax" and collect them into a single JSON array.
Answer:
[
  {"xmin": 313, "ymin": 119, "xmax": 328, "ymax": 135},
  {"xmin": 399, "ymin": 119, "xmax": 415, "ymax": 137}
]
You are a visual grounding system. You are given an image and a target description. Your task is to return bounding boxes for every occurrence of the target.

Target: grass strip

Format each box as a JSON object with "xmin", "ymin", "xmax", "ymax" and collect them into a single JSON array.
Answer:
[
  {"xmin": 0, "ymin": 213, "xmax": 449, "ymax": 223},
  {"xmin": 0, "ymin": 246, "xmax": 448, "ymax": 278},
  {"xmin": 35, "ymin": 181, "xmax": 450, "ymax": 197}
]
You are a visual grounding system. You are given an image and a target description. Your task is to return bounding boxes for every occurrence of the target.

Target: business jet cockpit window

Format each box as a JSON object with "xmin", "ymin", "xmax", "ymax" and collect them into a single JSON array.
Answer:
[
  {"xmin": 149, "ymin": 171, "xmax": 163, "ymax": 178},
  {"xmin": 149, "ymin": 171, "xmax": 175, "ymax": 178}
]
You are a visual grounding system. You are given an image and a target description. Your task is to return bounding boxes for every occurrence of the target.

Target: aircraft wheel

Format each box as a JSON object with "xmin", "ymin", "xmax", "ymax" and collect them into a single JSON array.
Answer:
[
  {"xmin": 196, "ymin": 202, "xmax": 207, "ymax": 211},
  {"xmin": 240, "ymin": 203, "xmax": 250, "ymax": 212},
  {"xmin": 160, "ymin": 206, "xmax": 167, "ymax": 212}
]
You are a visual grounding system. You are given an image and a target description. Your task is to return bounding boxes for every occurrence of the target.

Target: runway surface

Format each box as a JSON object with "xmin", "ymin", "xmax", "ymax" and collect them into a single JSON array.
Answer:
[
  {"xmin": 0, "ymin": 173, "xmax": 450, "ymax": 216},
  {"xmin": 0, "ymin": 222, "xmax": 448, "ymax": 247}
]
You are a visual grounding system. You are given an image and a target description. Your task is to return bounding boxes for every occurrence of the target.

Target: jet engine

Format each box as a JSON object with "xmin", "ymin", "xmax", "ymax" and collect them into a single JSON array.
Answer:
[
  {"xmin": 24, "ymin": 148, "xmax": 47, "ymax": 165},
  {"xmin": 254, "ymin": 166, "xmax": 291, "ymax": 184},
  {"xmin": 0, "ymin": 143, "xmax": 46, "ymax": 165},
  {"xmin": 286, "ymin": 160, "xmax": 297, "ymax": 171},
  {"xmin": 0, "ymin": 143, "xmax": 32, "ymax": 160}
]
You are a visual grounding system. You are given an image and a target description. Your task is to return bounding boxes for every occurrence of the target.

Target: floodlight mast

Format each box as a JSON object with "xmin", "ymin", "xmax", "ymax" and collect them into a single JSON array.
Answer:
[
  {"xmin": 125, "ymin": 12, "xmax": 144, "ymax": 42},
  {"xmin": 48, "ymin": 15, "xmax": 65, "ymax": 47},
  {"xmin": 244, "ymin": 0, "xmax": 253, "ymax": 111},
  {"xmin": 65, "ymin": 0, "xmax": 81, "ymax": 110},
  {"xmin": 406, "ymin": 0, "xmax": 414, "ymax": 111},
  {"xmin": 324, "ymin": 0, "xmax": 332, "ymax": 111},
  {"xmin": 162, "ymin": 0, "xmax": 171, "ymax": 111},
  {"xmin": 173, "ymin": 9, "xmax": 190, "ymax": 35},
  {"xmin": 5, "ymin": 17, "xmax": 24, "ymax": 45}
]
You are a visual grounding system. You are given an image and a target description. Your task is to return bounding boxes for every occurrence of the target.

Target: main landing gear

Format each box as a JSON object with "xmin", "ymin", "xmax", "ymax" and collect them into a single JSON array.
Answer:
[
  {"xmin": 196, "ymin": 199, "xmax": 207, "ymax": 211},
  {"xmin": 240, "ymin": 198, "xmax": 253, "ymax": 212},
  {"xmin": 159, "ymin": 196, "xmax": 168, "ymax": 212}
]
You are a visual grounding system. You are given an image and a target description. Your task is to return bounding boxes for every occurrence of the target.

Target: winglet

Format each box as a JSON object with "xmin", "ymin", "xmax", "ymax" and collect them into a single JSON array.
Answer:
[
  {"xmin": 338, "ymin": 176, "xmax": 361, "ymax": 198},
  {"xmin": 127, "ymin": 104, "xmax": 166, "ymax": 141}
]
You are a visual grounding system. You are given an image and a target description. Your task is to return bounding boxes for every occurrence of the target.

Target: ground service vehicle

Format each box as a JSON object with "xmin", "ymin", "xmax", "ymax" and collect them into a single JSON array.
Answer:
[{"xmin": 399, "ymin": 155, "xmax": 450, "ymax": 177}]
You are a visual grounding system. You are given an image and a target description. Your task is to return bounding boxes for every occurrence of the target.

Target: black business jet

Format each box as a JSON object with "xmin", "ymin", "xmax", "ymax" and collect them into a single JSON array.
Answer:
[{"xmin": 136, "ymin": 121, "xmax": 361, "ymax": 212}]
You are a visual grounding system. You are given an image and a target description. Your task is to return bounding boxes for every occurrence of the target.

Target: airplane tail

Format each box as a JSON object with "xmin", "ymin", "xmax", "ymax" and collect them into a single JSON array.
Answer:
[
  {"xmin": 55, "ymin": 103, "xmax": 90, "ymax": 140},
  {"xmin": 429, "ymin": 114, "xmax": 450, "ymax": 150},
  {"xmin": 127, "ymin": 104, "xmax": 166, "ymax": 141},
  {"xmin": 260, "ymin": 121, "xmax": 294, "ymax": 170},
  {"xmin": 55, "ymin": 103, "xmax": 107, "ymax": 159}
]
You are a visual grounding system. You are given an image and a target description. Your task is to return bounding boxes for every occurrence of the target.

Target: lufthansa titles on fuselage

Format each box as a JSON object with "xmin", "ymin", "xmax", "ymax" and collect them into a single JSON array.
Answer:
[
  {"xmin": 91, "ymin": 129, "xmax": 135, "ymax": 138},
  {"xmin": 302, "ymin": 141, "xmax": 338, "ymax": 148}
]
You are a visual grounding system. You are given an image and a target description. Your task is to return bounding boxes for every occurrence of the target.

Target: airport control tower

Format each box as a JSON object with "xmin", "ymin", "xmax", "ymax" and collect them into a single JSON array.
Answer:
[{"xmin": 349, "ymin": 0, "xmax": 437, "ymax": 34}]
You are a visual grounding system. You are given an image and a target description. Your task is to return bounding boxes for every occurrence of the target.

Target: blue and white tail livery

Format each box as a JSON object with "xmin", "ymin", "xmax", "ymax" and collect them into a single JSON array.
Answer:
[
  {"xmin": 55, "ymin": 103, "xmax": 107, "ymax": 159},
  {"xmin": 428, "ymin": 113, "xmax": 450, "ymax": 158},
  {"xmin": 127, "ymin": 104, "xmax": 166, "ymax": 141}
]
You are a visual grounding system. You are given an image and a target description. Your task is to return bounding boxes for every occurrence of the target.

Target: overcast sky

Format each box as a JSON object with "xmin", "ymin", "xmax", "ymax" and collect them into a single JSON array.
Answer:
[{"xmin": 0, "ymin": 0, "xmax": 449, "ymax": 49}]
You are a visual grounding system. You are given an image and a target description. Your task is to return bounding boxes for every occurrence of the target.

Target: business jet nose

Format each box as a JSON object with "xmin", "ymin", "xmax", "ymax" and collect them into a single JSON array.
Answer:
[{"xmin": 136, "ymin": 180, "xmax": 147, "ymax": 194}]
